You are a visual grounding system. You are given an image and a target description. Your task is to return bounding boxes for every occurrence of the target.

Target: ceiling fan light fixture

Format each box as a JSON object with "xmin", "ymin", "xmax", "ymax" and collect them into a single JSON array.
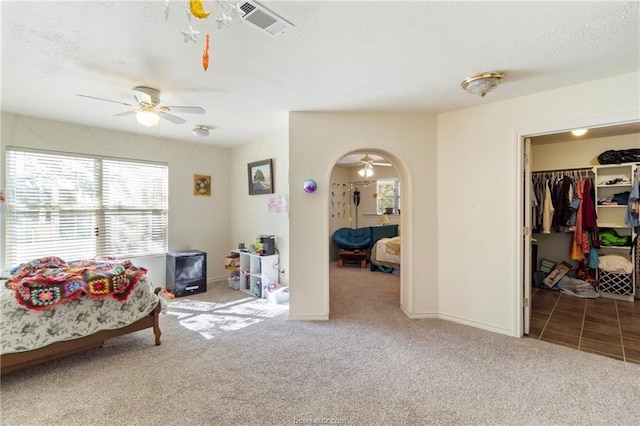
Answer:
[
  {"xmin": 192, "ymin": 125, "xmax": 210, "ymax": 137},
  {"xmin": 136, "ymin": 110, "xmax": 160, "ymax": 127},
  {"xmin": 358, "ymin": 163, "xmax": 374, "ymax": 178},
  {"xmin": 461, "ymin": 71, "xmax": 505, "ymax": 98}
]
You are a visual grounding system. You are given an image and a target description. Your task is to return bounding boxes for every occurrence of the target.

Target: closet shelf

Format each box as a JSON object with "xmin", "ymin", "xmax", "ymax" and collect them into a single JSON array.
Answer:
[
  {"xmin": 597, "ymin": 183, "xmax": 632, "ymax": 188},
  {"xmin": 598, "ymin": 223, "xmax": 632, "ymax": 228},
  {"xmin": 596, "ymin": 205, "xmax": 627, "ymax": 208},
  {"xmin": 599, "ymin": 246, "xmax": 631, "ymax": 250}
]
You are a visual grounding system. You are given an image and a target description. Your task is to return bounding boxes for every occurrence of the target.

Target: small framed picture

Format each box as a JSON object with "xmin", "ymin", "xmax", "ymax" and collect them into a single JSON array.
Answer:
[
  {"xmin": 247, "ymin": 159, "xmax": 274, "ymax": 195},
  {"xmin": 194, "ymin": 174, "xmax": 211, "ymax": 196}
]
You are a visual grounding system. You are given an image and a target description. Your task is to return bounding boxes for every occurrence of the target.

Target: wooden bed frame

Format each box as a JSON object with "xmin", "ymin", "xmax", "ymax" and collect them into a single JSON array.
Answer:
[{"xmin": 1, "ymin": 288, "xmax": 163, "ymax": 375}]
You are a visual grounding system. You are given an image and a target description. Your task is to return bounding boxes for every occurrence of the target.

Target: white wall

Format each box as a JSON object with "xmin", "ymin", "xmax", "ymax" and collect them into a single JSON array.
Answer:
[
  {"xmin": 532, "ymin": 133, "xmax": 639, "ymax": 170},
  {"xmin": 0, "ymin": 113, "xmax": 232, "ymax": 287},
  {"xmin": 289, "ymin": 112, "xmax": 438, "ymax": 320},
  {"xmin": 328, "ymin": 166, "xmax": 351, "ymax": 260},
  {"xmin": 437, "ymin": 72, "xmax": 640, "ymax": 336},
  {"xmin": 230, "ymin": 134, "xmax": 290, "ymax": 286}
]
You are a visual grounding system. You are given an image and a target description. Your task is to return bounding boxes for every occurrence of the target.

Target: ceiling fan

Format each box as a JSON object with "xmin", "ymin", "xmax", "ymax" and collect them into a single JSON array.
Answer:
[
  {"xmin": 359, "ymin": 153, "xmax": 392, "ymax": 167},
  {"xmin": 76, "ymin": 86, "xmax": 205, "ymax": 126}
]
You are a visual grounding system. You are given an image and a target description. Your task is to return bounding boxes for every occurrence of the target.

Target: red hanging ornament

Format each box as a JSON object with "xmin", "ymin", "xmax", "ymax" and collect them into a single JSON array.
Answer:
[{"xmin": 202, "ymin": 34, "xmax": 210, "ymax": 71}]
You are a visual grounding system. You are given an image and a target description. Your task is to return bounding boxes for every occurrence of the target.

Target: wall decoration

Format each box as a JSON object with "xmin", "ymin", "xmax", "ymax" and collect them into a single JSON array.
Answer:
[
  {"xmin": 194, "ymin": 174, "xmax": 211, "ymax": 196},
  {"xmin": 268, "ymin": 195, "xmax": 287, "ymax": 214},
  {"xmin": 189, "ymin": 0, "xmax": 211, "ymax": 19},
  {"xmin": 303, "ymin": 179, "xmax": 317, "ymax": 193},
  {"xmin": 202, "ymin": 34, "xmax": 210, "ymax": 71},
  {"xmin": 248, "ymin": 159, "xmax": 274, "ymax": 195}
]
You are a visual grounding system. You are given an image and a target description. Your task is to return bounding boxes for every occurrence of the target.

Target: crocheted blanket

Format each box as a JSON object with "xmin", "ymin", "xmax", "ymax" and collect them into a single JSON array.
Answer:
[{"xmin": 5, "ymin": 256, "xmax": 147, "ymax": 310}]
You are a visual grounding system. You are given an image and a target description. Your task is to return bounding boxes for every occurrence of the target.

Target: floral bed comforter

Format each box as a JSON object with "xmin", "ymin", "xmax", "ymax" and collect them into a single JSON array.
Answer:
[{"xmin": 1, "ymin": 272, "xmax": 160, "ymax": 355}]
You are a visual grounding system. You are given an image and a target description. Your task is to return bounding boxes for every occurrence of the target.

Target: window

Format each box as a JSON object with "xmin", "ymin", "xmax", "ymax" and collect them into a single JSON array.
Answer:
[
  {"xmin": 376, "ymin": 179, "xmax": 400, "ymax": 214},
  {"xmin": 5, "ymin": 147, "xmax": 168, "ymax": 270}
]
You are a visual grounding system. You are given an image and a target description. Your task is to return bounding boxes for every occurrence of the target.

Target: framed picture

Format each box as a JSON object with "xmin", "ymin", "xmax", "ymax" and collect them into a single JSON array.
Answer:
[
  {"xmin": 194, "ymin": 174, "xmax": 211, "ymax": 196},
  {"xmin": 247, "ymin": 159, "xmax": 274, "ymax": 195}
]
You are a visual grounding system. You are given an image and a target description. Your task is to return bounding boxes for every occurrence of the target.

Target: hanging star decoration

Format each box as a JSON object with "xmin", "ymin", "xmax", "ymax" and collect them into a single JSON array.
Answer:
[
  {"xmin": 181, "ymin": 25, "xmax": 200, "ymax": 43},
  {"xmin": 221, "ymin": 0, "xmax": 243, "ymax": 19},
  {"xmin": 215, "ymin": 12, "xmax": 232, "ymax": 29},
  {"xmin": 171, "ymin": 0, "xmax": 245, "ymax": 69}
]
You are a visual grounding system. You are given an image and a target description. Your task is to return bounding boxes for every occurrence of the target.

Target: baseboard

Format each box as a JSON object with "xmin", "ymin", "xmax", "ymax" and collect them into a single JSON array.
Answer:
[
  {"xmin": 400, "ymin": 304, "xmax": 438, "ymax": 319},
  {"xmin": 437, "ymin": 313, "xmax": 514, "ymax": 337},
  {"xmin": 208, "ymin": 276, "xmax": 228, "ymax": 285},
  {"xmin": 288, "ymin": 314, "xmax": 329, "ymax": 321}
]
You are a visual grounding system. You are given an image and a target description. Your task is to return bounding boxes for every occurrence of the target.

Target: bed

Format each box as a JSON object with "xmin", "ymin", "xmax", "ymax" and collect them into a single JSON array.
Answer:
[
  {"xmin": 370, "ymin": 236, "xmax": 401, "ymax": 271},
  {"xmin": 369, "ymin": 224, "xmax": 400, "ymax": 272},
  {"xmin": 1, "ymin": 256, "xmax": 163, "ymax": 375}
]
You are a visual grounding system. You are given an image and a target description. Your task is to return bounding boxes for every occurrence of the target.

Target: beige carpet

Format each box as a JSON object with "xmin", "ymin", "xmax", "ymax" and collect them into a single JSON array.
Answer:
[{"xmin": 1, "ymin": 263, "xmax": 639, "ymax": 425}]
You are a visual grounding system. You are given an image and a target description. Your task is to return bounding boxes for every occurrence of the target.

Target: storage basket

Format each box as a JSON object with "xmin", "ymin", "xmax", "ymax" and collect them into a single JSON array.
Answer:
[
  {"xmin": 597, "ymin": 269, "xmax": 633, "ymax": 295},
  {"xmin": 228, "ymin": 277, "xmax": 240, "ymax": 291}
]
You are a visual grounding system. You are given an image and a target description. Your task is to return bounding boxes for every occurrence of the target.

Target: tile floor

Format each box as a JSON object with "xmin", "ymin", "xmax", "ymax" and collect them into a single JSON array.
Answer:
[{"xmin": 528, "ymin": 288, "xmax": 640, "ymax": 364}]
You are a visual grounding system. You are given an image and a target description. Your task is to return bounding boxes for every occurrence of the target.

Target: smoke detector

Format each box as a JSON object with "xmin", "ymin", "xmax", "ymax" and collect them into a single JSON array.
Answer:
[
  {"xmin": 239, "ymin": 1, "xmax": 293, "ymax": 37},
  {"xmin": 192, "ymin": 126, "xmax": 209, "ymax": 137}
]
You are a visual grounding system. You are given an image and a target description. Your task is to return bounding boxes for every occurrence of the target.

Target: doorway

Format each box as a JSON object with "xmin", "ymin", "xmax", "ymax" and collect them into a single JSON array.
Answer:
[
  {"xmin": 328, "ymin": 150, "xmax": 404, "ymax": 317},
  {"xmin": 520, "ymin": 121, "xmax": 640, "ymax": 363}
]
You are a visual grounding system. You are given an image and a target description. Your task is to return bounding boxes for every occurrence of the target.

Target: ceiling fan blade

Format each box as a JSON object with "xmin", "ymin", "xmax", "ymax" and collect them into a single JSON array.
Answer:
[
  {"xmin": 113, "ymin": 110, "xmax": 137, "ymax": 117},
  {"xmin": 158, "ymin": 111, "xmax": 186, "ymax": 124},
  {"xmin": 164, "ymin": 106, "xmax": 205, "ymax": 114},
  {"xmin": 372, "ymin": 162, "xmax": 392, "ymax": 167},
  {"xmin": 76, "ymin": 94, "xmax": 135, "ymax": 107}
]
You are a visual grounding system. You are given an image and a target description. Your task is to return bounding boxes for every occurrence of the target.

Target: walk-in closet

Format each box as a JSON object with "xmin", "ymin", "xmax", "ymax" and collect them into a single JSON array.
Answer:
[{"xmin": 525, "ymin": 123, "xmax": 640, "ymax": 363}]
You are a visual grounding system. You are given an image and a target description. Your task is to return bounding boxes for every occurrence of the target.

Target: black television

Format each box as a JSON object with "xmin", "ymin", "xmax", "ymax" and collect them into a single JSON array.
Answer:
[{"xmin": 166, "ymin": 250, "xmax": 207, "ymax": 297}]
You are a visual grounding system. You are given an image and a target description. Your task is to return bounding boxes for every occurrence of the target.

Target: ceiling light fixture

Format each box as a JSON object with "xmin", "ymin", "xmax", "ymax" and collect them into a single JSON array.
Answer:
[
  {"xmin": 571, "ymin": 128, "xmax": 588, "ymax": 136},
  {"xmin": 192, "ymin": 125, "xmax": 210, "ymax": 137},
  {"xmin": 136, "ymin": 110, "xmax": 160, "ymax": 127},
  {"xmin": 358, "ymin": 162, "xmax": 374, "ymax": 178},
  {"xmin": 461, "ymin": 71, "xmax": 505, "ymax": 98}
]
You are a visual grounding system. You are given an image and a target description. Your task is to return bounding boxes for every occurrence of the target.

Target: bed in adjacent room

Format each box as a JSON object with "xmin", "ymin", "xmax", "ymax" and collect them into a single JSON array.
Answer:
[
  {"xmin": 1, "ymin": 256, "xmax": 163, "ymax": 375},
  {"xmin": 368, "ymin": 224, "xmax": 400, "ymax": 272},
  {"xmin": 370, "ymin": 236, "xmax": 401, "ymax": 271}
]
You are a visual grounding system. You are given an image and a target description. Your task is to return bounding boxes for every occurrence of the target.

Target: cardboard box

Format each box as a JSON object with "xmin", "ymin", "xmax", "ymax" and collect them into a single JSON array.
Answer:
[
  {"xmin": 543, "ymin": 261, "xmax": 572, "ymax": 288},
  {"xmin": 223, "ymin": 256, "xmax": 240, "ymax": 269}
]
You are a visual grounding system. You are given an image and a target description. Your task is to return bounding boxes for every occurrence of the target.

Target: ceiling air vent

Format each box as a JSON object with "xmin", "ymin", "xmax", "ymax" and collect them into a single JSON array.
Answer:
[{"xmin": 239, "ymin": 1, "xmax": 293, "ymax": 37}]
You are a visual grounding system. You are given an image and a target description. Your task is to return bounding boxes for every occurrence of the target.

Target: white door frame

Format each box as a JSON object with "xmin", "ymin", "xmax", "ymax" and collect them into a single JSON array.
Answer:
[{"xmin": 514, "ymin": 112, "xmax": 639, "ymax": 337}]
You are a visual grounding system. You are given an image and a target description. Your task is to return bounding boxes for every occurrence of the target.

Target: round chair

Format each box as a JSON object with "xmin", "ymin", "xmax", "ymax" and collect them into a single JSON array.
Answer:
[{"xmin": 332, "ymin": 227, "xmax": 371, "ymax": 251}]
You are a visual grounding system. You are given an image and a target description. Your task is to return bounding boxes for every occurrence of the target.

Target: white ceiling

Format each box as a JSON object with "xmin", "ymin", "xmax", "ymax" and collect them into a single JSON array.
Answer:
[{"xmin": 1, "ymin": 1, "xmax": 639, "ymax": 148}]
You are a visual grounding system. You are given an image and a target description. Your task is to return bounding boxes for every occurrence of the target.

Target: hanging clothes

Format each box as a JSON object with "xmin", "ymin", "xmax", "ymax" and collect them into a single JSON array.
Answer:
[
  {"xmin": 625, "ymin": 167, "xmax": 640, "ymax": 227},
  {"xmin": 571, "ymin": 178, "xmax": 586, "ymax": 261},
  {"xmin": 542, "ymin": 179, "xmax": 555, "ymax": 234},
  {"xmin": 553, "ymin": 175, "xmax": 573, "ymax": 232}
]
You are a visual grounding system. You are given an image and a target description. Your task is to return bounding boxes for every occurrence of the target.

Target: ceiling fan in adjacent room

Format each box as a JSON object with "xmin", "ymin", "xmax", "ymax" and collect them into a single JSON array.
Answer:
[
  {"xmin": 359, "ymin": 153, "xmax": 392, "ymax": 167},
  {"xmin": 76, "ymin": 86, "xmax": 205, "ymax": 127},
  {"xmin": 357, "ymin": 153, "xmax": 391, "ymax": 177}
]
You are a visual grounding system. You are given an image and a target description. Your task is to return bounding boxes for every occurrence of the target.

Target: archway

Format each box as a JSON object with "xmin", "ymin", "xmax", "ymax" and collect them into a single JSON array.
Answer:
[{"xmin": 326, "ymin": 148, "xmax": 412, "ymax": 317}]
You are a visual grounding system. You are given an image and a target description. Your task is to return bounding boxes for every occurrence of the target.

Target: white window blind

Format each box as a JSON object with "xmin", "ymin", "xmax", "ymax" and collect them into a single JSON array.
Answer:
[{"xmin": 5, "ymin": 148, "xmax": 168, "ymax": 270}]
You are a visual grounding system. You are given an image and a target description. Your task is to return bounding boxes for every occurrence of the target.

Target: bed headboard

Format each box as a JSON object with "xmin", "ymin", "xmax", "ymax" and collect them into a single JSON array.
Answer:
[{"xmin": 369, "ymin": 224, "xmax": 399, "ymax": 250}]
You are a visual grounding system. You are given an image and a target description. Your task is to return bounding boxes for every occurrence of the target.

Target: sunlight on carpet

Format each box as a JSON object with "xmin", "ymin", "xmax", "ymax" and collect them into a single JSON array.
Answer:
[{"xmin": 167, "ymin": 297, "xmax": 288, "ymax": 339}]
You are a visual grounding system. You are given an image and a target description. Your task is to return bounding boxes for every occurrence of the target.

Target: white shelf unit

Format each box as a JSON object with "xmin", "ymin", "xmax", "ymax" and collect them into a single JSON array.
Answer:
[
  {"xmin": 593, "ymin": 163, "xmax": 637, "ymax": 302},
  {"xmin": 231, "ymin": 250, "xmax": 279, "ymax": 298}
]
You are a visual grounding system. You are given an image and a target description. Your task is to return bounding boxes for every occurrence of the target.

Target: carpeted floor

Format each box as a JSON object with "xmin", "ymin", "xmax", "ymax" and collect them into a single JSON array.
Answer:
[{"xmin": 1, "ymin": 263, "xmax": 639, "ymax": 425}]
